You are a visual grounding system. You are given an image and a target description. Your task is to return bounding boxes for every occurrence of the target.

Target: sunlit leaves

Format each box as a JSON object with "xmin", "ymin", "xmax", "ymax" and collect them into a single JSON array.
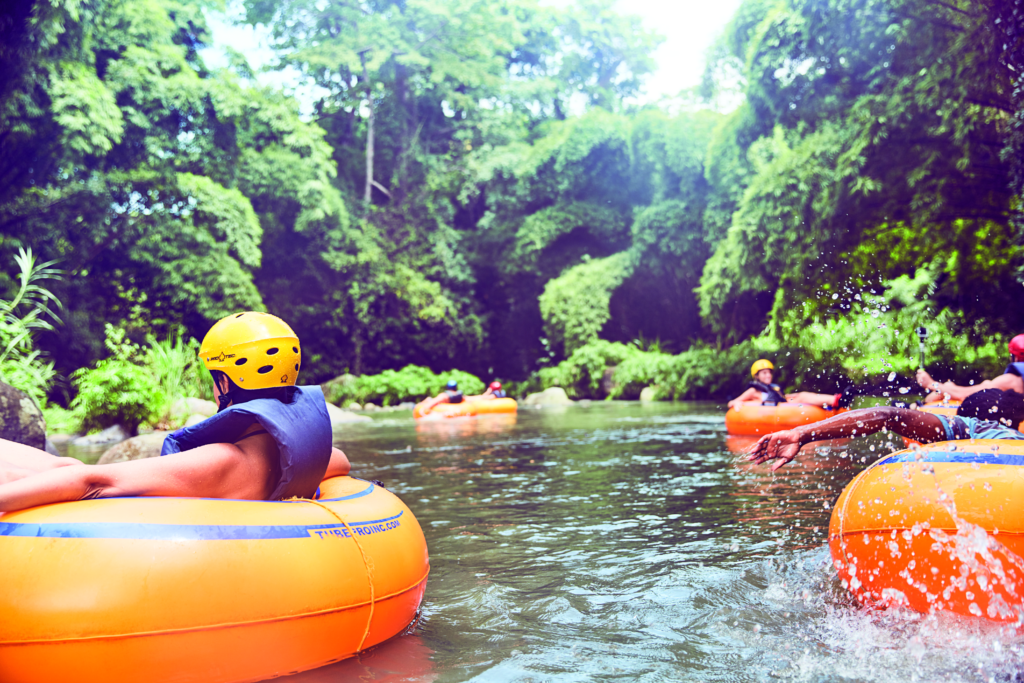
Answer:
[
  {"xmin": 539, "ymin": 252, "xmax": 634, "ymax": 356},
  {"xmin": 48, "ymin": 62, "xmax": 124, "ymax": 156}
]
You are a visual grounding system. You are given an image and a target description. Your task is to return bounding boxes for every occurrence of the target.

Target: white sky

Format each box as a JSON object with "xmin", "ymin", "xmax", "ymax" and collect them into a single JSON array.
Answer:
[
  {"xmin": 620, "ymin": 0, "xmax": 744, "ymax": 101},
  {"xmin": 203, "ymin": 0, "xmax": 744, "ymax": 110}
]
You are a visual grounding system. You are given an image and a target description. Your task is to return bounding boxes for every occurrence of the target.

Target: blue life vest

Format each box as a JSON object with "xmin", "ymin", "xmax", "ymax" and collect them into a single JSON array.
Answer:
[
  {"xmin": 160, "ymin": 386, "xmax": 332, "ymax": 501},
  {"xmin": 1004, "ymin": 362, "xmax": 1024, "ymax": 378},
  {"xmin": 492, "ymin": 389, "xmax": 507, "ymax": 399},
  {"xmin": 444, "ymin": 389, "xmax": 464, "ymax": 404},
  {"xmin": 750, "ymin": 381, "xmax": 787, "ymax": 406}
]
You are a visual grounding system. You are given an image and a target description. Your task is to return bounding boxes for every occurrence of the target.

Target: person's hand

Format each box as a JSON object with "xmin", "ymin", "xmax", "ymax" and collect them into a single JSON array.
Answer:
[
  {"xmin": 916, "ymin": 368, "xmax": 935, "ymax": 390},
  {"xmin": 744, "ymin": 430, "xmax": 802, "ymax": 471}
]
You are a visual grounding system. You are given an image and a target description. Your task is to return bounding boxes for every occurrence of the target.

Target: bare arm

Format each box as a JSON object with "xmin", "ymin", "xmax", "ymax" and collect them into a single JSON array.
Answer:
[
  {"xmin": 0, "ymin": 438, "xmax": 82, "ymax": 473},
  {"xmin": 0, "ymin": 443, "xmax": 260, "ymax": 513},
  {"xmin": 745, "ymin": 407, "xmax": 946, "ymax": 471},
  {"xmin": 325, "ymin": 447, "xmax": 351, "ymax": 478},
  {"xmin": 728, "ymin": 387, "xmax": 760, "ymax": 409},
  {"xmin": 916, "ymin": 370, "xmax": 1023, "ymax": 401},
  {"xmin": 785, "ymin": 391, "xmax": 837, "ymax": 407},
  {"xmin": 417, "ymin": 393, "xmax": 450, "ymax": 411}
]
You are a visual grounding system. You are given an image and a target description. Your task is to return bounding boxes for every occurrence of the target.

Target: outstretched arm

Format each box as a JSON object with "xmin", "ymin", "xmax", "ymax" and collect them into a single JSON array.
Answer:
[
  {"xmin": 785, "ymin": 391, "xmax": 838, "ymax": 408},
  {"xmin": 417, "ymin": 392, "xmax": 451, "ymax": 412},
  {"xmin": 917, "ymin": 369, "xmax": 1024, "ymax": 401},
  {"xmin": 0, "ymin": 443, "xmax": 256, "ymax": 513},
  {"xmin": 745, "ymin": 407, "xmax": 946, "ymax": 471},
  {"xmin": 0, "ymin": 439, "xmax": 83, "ymax": 473},
  {"xmin": 728, "ymin": 387, "xmax": 760, "ymax": 409}
]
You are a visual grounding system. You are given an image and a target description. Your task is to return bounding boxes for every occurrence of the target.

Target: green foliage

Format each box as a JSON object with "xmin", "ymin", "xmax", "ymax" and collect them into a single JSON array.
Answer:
[
  {"xmin": 777, "ymin": 271, "xmax": 1007, "ymax": 385},
  {"xmin": 0, "ymin": 248, "xmax": 62, "ymax": 406},
  {"xmin": 70, "ymin": 326, "xmax": 164, "ymax": 435},
  {"xmin": 1, "ymin": 0, "xmax": 1019, "ymax": 396},
  {"xmin": 698, "ymin": 0, "xmax": 1023, "ymax": 340},
  {"xmin": 537, "ymin": 270, "xmax": 1007, "ymax": 402},
  {"xmin": 539, "ymin": 253, "xmax": 634, "ymax": 356},
  {"xmin": 324, "ymin": 365, "xmax": 485, "ymax": 407},
  {"xmin": 145, "ymin": 332, "xmax": 215, "ymax": 413},
  {"xmin": 67, "ymin": 325, "xmax": 213, "ymax": 435},
  {"xmin": 537, "ymin": 339, "xmax": 781, "ymax": 400},
  {"xmin": 537, "ymin": 340, "xmax": 636, "ymax": 398},
  {"xmin": 41, "ymin": 403, "xmax": 82, "ymax": 436}
]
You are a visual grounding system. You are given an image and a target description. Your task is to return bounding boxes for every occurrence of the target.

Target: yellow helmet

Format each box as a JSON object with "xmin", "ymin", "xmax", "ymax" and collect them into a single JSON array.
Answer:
[
  {"xmin": 199, "ymin": 312, "xmax": 300, "ymax": 389},
  {"xmin": 750, "ymin": 359, "xmax": 774, "ymax": 377}
]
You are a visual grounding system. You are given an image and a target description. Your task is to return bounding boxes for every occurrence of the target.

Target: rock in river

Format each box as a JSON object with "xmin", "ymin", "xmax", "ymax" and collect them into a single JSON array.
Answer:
[
  {"xmin": 523, "ymin": 387, "xmax": 574, "ymax": 406},
  {"xmin": 172, "ymin": 397, "xmax": 217, "ymax": 419},
  {"xmin": 326, "ymin": 402, "xmax": 372, "ymax": 426},
  {"xmin": 71, "ymin": 424, "xmax": 128, "ymax": 448},
  {"xmin": 97, "ymin": 432, "xmax": 169, "ymax": 464},
  {"xmin": 0, "ymin": 381, "xmax": 47, "ymax": 450}
]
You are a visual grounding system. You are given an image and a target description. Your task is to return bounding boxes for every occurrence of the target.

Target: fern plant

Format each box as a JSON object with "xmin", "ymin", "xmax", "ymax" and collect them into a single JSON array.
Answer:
[
  {"xmin": 145, "ymin": 332, "xmax": 214, "ymax": 419},
  {"xmin": 0, "ymin": 247, "xmax": 63, "ymax": 406}
]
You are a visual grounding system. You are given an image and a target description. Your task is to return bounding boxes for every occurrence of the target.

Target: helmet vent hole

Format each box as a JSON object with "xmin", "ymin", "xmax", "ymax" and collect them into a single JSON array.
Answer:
[
  {"xmin": 266, "ymin": 347, "xmax": 279, "ymax": 356},
  {"xmin": 235, "ymin": 313, "xmax": 245, "ymax": 318},
  {"xmin": 294, "ymin": 364, "xmax": 299, "ymax": 370},
  {"xmin": 235, "ymin": 358, "xmax": 247, "ymax": 366},
  {"xmin": 257, "ymin": 365, "xmax": 274, "ymax": 375},
  {"xmin": 292, "ymin": 346, "xmax": 298, "ymax": 353}
]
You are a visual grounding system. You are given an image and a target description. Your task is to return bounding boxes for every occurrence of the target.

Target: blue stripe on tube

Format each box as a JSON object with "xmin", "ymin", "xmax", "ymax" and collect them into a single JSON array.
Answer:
[
  {"xmin": 0, "ymin": 510, "xmax": 403, "ymax": 540},
  {"xmin": 881, "ymin": 451, "xmax": 1024, "ymax": 466}
]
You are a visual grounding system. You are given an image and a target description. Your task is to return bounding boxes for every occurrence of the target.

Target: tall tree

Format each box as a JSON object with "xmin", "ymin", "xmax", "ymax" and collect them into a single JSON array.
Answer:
[{"xmin": 697, "ymin": 0, "xmax": 1022, "ymax": 342}]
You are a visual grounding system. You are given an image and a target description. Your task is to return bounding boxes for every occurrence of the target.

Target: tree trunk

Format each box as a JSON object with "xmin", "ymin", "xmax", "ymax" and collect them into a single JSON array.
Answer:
[
  {"xmin": 395, "ymin": 60, "xmax": 410, "ymax": 205},
  {"xmin": 360, "ymin": 51, "xmax": 374, "ymax": 211}
]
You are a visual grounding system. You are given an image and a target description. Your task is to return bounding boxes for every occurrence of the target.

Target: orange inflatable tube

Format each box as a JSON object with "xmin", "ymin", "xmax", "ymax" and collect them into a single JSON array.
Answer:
[
  {"xmin": 0, "ymin": 476, "xmax": 429, "ymax": 683},
  {"xmin": 725, "ymin": 402, "xmax": 846, "ymax": 436},
  {"xmin": 413, "ymin": 397, "xmax": 518, "ymax": 419},
  {"xmin": 830, "ymin": 439, "xmax": 1024, "ymax": 621}
]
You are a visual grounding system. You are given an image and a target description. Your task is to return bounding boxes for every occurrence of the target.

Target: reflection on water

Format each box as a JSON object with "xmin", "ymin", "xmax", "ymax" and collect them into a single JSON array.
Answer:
[
  {"xmin": 259, "ymin": 402, "xmax": 1021, "ymax": 681},
  {"xmin": 277, "ymin": 634, "xmax": 436, "ymax": 683}
]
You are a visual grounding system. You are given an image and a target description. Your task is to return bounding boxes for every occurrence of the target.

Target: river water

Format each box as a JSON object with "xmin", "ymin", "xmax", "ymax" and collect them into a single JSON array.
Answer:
[{"xmin": 133, "ymin": 401, "xmax": 1024, "ymax": 681}]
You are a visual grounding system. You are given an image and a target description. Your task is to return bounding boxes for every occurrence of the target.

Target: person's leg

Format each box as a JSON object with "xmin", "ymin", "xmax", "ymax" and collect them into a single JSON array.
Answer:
[
  {"xmin": 416, "ymin": 394, "xmax": 450, "ymax": 413},
  {"xmin": 785, "ymin": 392, "xmax": 839, "ymax": 407}
]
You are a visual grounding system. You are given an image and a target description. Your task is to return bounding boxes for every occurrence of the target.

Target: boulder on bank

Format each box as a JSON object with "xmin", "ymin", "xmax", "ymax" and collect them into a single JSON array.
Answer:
[
  {"xmin": 172, "ymin": 397, "xmax": 217, "ymax": 419},
  {"xmin": 97, "ymin": 432, "xmax": 169, "ymax": 464},
  {"xmin": 71, "ymin": 424, "xmax": 128, "ymax": 448},
  {"xmin": 0, "ymin": 381, "xmax": 47, "ymax": 450},
  {"xmin": 639, "ymin": 386, "xmax": 660, "ymax": 402},
  {"xmin": 325, "ymin": 402, "xmax": 371, "ymax": 426},
  {"xmin": 184, "ymin": 414, "xmax": 208, "ymax": 427},
  {"xmin": 523, "ymin": 387, "xmax": 574, "ymax": 406},
  {"xmin": 321, "ymin": 374, "xmax": 357, "ymax": 403}
]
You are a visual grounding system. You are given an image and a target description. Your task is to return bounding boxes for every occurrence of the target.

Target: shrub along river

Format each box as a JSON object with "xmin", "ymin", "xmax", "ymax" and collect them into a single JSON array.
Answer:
[{"xmin": 78, "ymin": 401, "xmax": 1024, "ymax": 681}]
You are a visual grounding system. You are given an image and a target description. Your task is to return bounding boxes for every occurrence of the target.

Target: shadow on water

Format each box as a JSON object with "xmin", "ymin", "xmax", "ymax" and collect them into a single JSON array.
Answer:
[{"xmin": 261, "ymin": 402, "xmax": 1022, "ymax": 682}]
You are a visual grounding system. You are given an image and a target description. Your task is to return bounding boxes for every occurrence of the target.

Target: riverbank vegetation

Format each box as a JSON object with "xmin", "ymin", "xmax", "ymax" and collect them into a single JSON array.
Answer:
[{"xmin": 0, "ymin": 0, "xmax": 1020, "ymax": 418}]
